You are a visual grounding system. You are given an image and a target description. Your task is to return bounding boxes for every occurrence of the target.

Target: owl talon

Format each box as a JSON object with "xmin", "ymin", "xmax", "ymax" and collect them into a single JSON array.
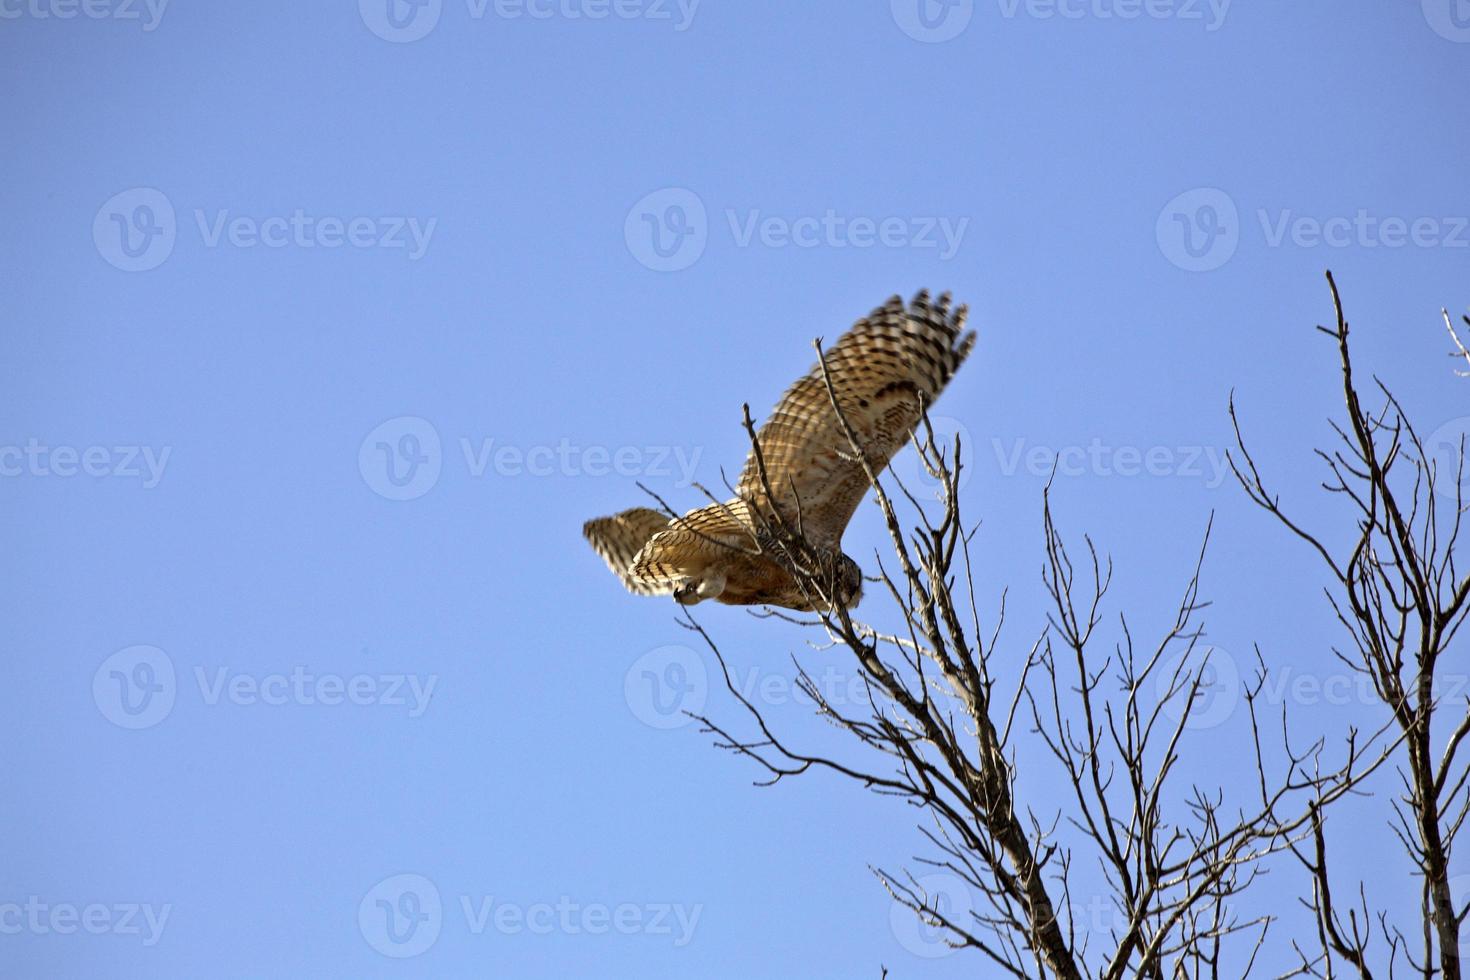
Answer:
[{"xmin": 673, "ymin": 581, "xmax": 702, "ymax": 605}]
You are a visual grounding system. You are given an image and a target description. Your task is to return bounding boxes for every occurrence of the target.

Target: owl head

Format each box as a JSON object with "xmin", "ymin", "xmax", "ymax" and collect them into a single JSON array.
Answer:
[{"xmin": 834, "ymin": 552, "xmax": 864, "ymax": 609}]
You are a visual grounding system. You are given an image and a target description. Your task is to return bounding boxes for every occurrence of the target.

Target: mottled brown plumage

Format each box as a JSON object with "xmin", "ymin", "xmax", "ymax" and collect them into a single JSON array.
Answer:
[{"xmin": 584, "ymin": 290, "xmax": 976, "ymax": 610}]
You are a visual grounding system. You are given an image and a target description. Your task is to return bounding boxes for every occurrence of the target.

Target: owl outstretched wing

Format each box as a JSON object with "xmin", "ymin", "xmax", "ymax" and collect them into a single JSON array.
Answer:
[
  {"xmin": 582, "ymin": 507, "xmax": 677, "ymax": 596},
  {"xmin": 736, "ymin": 289, "xmax": 975, "ymax": 549},
  {"xmin": 585, "ymin": 501, "xmax": 758, "ymax": 597},
  {"xmin": 629, "ymin": 499, "xmax": 758, "ymax": 587}
]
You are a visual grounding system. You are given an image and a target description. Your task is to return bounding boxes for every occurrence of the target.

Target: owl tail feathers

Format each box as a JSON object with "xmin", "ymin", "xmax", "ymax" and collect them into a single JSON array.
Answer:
[{"xmin": 583, "ymin": 507, "xmax": 677, "ymax": 597}]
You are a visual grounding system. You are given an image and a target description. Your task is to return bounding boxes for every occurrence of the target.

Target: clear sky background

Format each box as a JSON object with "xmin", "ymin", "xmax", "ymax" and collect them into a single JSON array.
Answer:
[{"xmin": 3, "ymin": 2, "xmax": 1469, "ymax": 977}]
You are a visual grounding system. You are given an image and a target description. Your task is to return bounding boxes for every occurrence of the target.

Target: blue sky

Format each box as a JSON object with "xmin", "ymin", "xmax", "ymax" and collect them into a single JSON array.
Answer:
[{"xmin": 3, "ymin": 1, "xmax": 1469, "ymax": 977}]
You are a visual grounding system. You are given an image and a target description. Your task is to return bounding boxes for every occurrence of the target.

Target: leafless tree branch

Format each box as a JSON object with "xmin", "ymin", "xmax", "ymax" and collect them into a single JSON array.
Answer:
[
  {"xmin": 675, "ymin": 286, "xmax": 1447, "ymax": 976},
  {"xmin": 1231, "ymin": 271, "xmax": 1470, "ymax": 980}
]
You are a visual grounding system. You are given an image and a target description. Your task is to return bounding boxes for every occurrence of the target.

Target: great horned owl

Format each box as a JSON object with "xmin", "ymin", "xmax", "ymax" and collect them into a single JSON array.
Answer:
[{"xmin": 584, "ymin": 290, "xmax": 975, "ymax": 611}]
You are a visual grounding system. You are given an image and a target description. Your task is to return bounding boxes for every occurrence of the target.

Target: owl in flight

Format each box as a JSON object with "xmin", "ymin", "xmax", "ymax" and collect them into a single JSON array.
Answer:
[{"xmin": 584, "ymin": 290, "xmax": 975, "ymax": 611}]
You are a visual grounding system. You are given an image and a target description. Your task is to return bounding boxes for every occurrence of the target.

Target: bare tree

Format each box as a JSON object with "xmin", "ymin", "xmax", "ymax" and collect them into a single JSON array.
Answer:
[
  {"xmin": 669, "ymin": 316, "xmax": 1405, "ymax": 978},
  {"xmin": 1230, "ymin": 272, "xmax": 1470, "ymax": 979},
  {"xmin": 1444, "ymin": 307, "xmax": 1470, "ymax": 378}
]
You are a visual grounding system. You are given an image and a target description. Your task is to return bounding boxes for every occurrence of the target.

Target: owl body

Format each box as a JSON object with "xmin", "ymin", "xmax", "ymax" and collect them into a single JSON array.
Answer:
[{"xmin": 584, "ymin": 290, "xmax": 974, "ymax": 611}]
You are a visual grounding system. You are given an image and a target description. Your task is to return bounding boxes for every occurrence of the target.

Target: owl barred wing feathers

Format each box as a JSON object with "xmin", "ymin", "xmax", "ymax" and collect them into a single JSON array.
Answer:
[
  {"xmin": 736, "ymin": 290, "xmax": 975, "ymax": 548},
  {"xmin": 629, "ymin": 499, "xmax": 759, "ymax": 587},
  {"xmin": 583, "ymin": 290, "xmax": 975, "ymax": 610},
  {"xmin": 582, "ymin": 507, "xmax": 677, "ymax": 596},
  {"xmin": 583, "ymin": 501, "xmax": 759, "ymax": 597}
]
